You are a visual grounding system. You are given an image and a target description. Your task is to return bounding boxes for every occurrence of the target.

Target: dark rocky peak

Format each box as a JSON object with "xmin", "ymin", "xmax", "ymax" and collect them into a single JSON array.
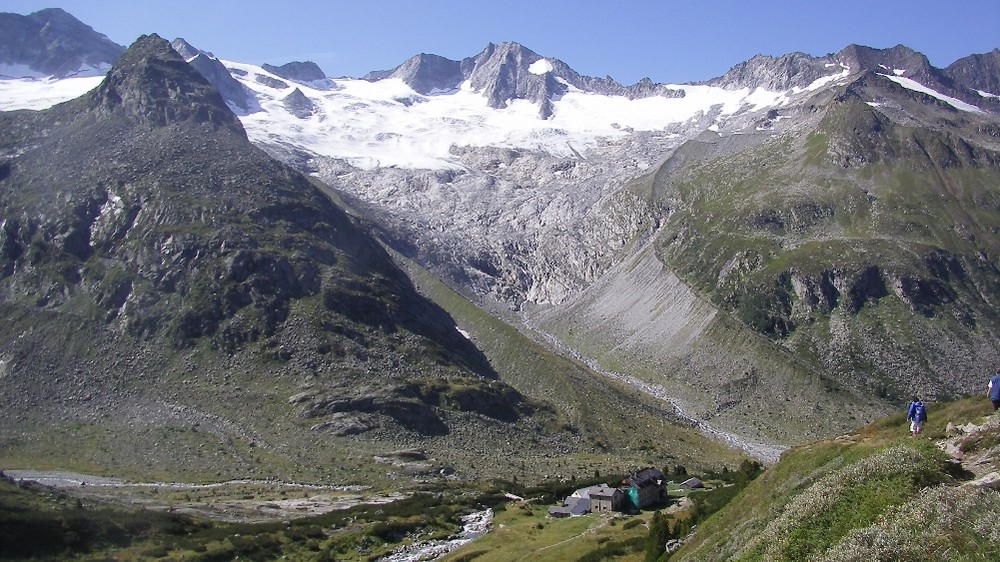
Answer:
[
  {"xmin": 704, "ymin": 52, "xmax": 838, "ymax": 91},
  {"xmin": 90, "ymin": 34, "xmax": 244, "ymax": 131},
  {"xmin": 0, "ymin": 7, "xmax": 123, "ymax": 77},
  {"xmin": 283, "ymin": 87, "xmax": 314, "ymax": 118},
  {"xmin": 374, "ymin": 53, "xmax": 464, "ymax": 94},
  {"xmin": 836, "ymin": 44, "xmax": 994, "ymax": 111},
  {"xmin": 170, "ymin": 37, "xmax": 251, "ymax": 112},
  {"xmin": 459, "ymin": 42, "xmax": 567, "ymax": 116},
  {"xmin": 946, "ymin": 48, "xmax": 1000, "ymax": 97},
  {"xmin": 835, "ymin": 44, "xmax": 939, "ymax": 81},
  {"xmin": 619, "ymin": 77, "xmax": 685, "ymax": 100},
  {"xmin": 367, "ymin": 41, "xmax": 684, "ymax": 115},
  {"xmin": 262, "ymin": 60, "xmax": 334, "ymax": 89}
]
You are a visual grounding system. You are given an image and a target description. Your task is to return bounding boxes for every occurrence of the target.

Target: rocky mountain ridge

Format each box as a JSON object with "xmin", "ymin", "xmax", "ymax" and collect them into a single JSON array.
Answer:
[
  {"xmin": 0, "ymin": 34, "xmax": 598, "ymax": 482},
  {"xmin": 169, "ymin": 37, "xmax": 252, "ymax": 112},
  {"xmin": 3, "ymin": 7, "xmax": 1000, "ymax": 473},
  {"xmin": 366, "ymin": 41, "xmax": 685, "ymax": 118},
  {"xmin": 194, "ymin": 33, "xmax": 1000, "ymax": 446}
]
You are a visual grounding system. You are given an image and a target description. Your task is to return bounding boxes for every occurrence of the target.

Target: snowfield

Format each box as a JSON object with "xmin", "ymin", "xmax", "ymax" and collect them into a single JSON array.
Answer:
[
  {"xmin": 228, "ymin": 59, "xmax": 848, "ymax": 170},
  {"xmin": 0, "ymin": 57, "xmax": 857, "ymax": 170},
  {"xmin": 0, "ymin": 75, "xmax": 104, "ymax": 111}
]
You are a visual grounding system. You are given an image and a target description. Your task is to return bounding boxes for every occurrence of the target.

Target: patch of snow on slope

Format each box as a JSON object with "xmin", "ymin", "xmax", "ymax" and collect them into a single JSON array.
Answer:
[
  {"xmin": 795, "ymin": 67, "xmax": 851, "ymax": 93},
  {"xmin": 528, "ymin": 58, "xmax": 554, "ymax": 75},
  {"xmin": 0, "ymin": 76, "xmax": 103, "ymax": 111},
  {"xmin": 880, "ymin": 74, "xmax": 983, "ymax": 113},
  {"xmin": 0, "ymin": 63, "xmax": 47, "ymax": 79},
  {"xmin": 0, "ymin": 62, "xmax": 110, "ymax": 80}
]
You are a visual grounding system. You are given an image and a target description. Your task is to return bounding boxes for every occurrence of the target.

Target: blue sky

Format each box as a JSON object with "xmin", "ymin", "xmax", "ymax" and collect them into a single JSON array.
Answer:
[{"xmin": 6, "ymin": 1, "xmax": 1000, "ymax": 84}]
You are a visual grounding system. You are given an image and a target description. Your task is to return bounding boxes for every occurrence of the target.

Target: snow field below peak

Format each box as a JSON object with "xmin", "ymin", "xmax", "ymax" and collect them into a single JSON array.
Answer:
[{"xmin": 226, "ymin": 59, "xmax": 837, "ymax": 170}]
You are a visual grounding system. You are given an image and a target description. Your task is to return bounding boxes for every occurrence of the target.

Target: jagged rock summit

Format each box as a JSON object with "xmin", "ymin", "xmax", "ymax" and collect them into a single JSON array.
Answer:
[
  {"xmin": 367, "ymin": 41, "xmax": 683, "ymax": 118},
  {"xmin": 0, "ymin": 7, "xmax": 123, "ymax": 77},
  {"xmin": 170, "ymin": 37, "xmax": 252, "ymax": 112},
  {"xmin": 263, "ymin": 60, "xmax": 326, "ymax": 82},
  {"xmin": 262, "ymin": 60, "xmax": 335, "ymax": 89},
  {"xmin": 705, "ymin": 44, "xmax": 999, "ymax": 111},
  {"xmin": 92, "ymin": 34, "xmax": 241, "ymax": 129},
  {"xmin": 947, "ymin": 48, "xmax": 1000, "ymax": 97}
]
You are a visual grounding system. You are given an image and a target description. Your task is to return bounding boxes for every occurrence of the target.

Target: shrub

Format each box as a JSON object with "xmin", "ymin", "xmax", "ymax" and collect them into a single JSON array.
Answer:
[{"xmin": 737, "ymin": 444, "xmax": 950, "ymax": 561}]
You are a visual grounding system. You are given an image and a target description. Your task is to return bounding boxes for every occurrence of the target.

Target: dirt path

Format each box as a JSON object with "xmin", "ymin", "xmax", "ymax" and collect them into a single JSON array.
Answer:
[
  {"xmin": 521, "ymin": 514, "xmax": 613, "ymax": 560},
  {"xmin": 935, "ymin": 413, "xmax": 1000, "ymax": 487}
]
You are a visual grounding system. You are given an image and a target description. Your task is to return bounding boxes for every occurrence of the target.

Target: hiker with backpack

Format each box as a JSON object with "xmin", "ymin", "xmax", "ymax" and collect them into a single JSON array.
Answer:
[
  {"xmin": 907, "ymin": 397, "xmax": 927, "ymax": 436},
  {"xmin": 988, "ymin": 369, "xmax": 1000, "ymax": 411}
]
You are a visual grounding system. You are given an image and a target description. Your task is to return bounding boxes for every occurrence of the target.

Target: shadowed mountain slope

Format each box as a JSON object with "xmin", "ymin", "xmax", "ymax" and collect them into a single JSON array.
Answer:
[
  {"xmin": 0, "ymin": 8, "xmax": 122, "ymax": 77},
  {"xmin": 0, "ymin": 34, "xmax": 747, "ymax": 485},
  {"xmin": 0, "ymin": 34, "xmax": 545, "ymax": 481}
]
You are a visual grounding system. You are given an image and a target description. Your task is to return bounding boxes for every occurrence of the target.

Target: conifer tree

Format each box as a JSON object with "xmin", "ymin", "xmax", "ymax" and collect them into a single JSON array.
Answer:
[{"xmin": 645, "ymin": 510, "xmax": 670, "ymax": 561}]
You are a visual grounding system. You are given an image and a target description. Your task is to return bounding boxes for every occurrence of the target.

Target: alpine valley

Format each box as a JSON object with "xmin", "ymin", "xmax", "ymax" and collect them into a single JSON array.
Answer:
[{"xmin": 2, "ymin": 5, "xmax": 1000, "ymax": 544}]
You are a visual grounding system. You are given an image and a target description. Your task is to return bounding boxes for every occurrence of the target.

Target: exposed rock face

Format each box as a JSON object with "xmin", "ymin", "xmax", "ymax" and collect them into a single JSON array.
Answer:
[
  {"xmin": 263, "ymin": 61, "xmax": 326, "ymax": 82},
  {"xmin": 0, "ymin": 34, "xmax": 542, "ymax": 480},
  {"xmin": 946, "ymin": 48, "xmax": 1000, "ymax": 96},
  {"xmin": 255, "ymin": 74, "xmax": 288, "ymax": 89},
  {"xmin": 283, "ymin": 87, "xmax": 314, "ymax": 118},
  {"xmin": 373, "ymin": 53, "xmax": 464, "ymax": 94},
  {"xmin": 704, "ymin": 51, "xmax": 839, "ymax": 90},
  {"xmin": 704, "ymin": 45, "xmax": 947, "ymax": 92},
  {"xmin": 703, "ymin": 44, "xmax": 1000, "ymax": 113},
  {"xmin": 170, "ymin": 37, "xmax": 251, "ymax": 112},
  {"xmin": 0, "ymin": 7, "xmax": 123, "ymax": 76},
  {"xmin": 366, "ymin": 41, "xmax": 684, "ymax": 118},
  {"xmin": 262, "ymin": 60, "xmax": 334, "ymax": 89},
  {"xmin": 168, "ymin": 37, "xmax": 209, "ymax": 60},
  {"xmin": 835, "ymin": 44, "xmax": 946, "ymax": 84},
  {"xmin": 462, "ymin": 42, "xmax": 567, "ymax": 116},
  {"xmin": 91, "ymin": 35, "xmax": 240, "ymax": 129},
  {"xmin": 841, "ymin": 44, "xmax": 1000, "ymax": 111}
]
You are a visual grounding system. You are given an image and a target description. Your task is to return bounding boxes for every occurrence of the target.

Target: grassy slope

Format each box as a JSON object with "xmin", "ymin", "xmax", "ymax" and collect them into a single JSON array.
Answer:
[
  {"xmin": 396, "ymin": 248, "xmax": 749, "ymax": 477},
  {"xmin": 531, "ymin": 241, "xmax": 885, "ymax": 449},
  {"xmin": 442, "ymin": 504, "xmax": 650, "ymax": 562},
  {"xmin": 672, "ymin": 396, "xmax": 1000, "ymax": 561},
  {"xmin": 639, "ymin": 86, "xmax": 1000, "ymax": 428}
]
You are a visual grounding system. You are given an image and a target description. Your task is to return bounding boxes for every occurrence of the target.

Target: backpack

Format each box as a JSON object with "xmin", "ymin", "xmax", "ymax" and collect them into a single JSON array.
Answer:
[{"xmin": 913, "ymin": 402, "xmax": 927, "ymax": 422}]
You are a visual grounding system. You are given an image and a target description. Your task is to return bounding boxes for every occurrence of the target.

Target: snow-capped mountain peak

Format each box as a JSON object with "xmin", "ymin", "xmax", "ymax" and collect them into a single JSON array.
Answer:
[
  {"xmin": 1, "ymin": 16, "xmax": 997, "ymax": 172},
  {"xmin": 0, "ymin": 8, "xmax": 123, "ymax": 78}
]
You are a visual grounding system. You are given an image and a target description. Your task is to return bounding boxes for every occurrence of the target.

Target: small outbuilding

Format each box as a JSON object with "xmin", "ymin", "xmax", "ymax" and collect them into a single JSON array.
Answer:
[
  {"xmin": 548, "ymin": 496, "xmax": 591, "ymax": 518},
  {"xmin": 679, "ymin": 477, "xmax": 704, "ymax": 490}
]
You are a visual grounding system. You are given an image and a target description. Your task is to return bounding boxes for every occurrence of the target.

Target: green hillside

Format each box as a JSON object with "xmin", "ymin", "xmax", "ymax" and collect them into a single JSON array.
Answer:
[
  {"xmin": 651, "ymin": 74, "xmax": 1000, "ymax": 403},
  {"xmin": 672, "ymin": 397, "xmax": 1000, "ymax": 561}
]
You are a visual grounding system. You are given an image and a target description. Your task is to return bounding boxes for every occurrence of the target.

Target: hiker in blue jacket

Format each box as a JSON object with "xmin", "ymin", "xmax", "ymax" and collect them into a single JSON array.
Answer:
[
  {"xmin": 906, "ymin": 397, "xmax": 927, "ymax": 436},
  {"xmin": 988, "ymin": 369, "xmax": 1000, "ymax": 411}
]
